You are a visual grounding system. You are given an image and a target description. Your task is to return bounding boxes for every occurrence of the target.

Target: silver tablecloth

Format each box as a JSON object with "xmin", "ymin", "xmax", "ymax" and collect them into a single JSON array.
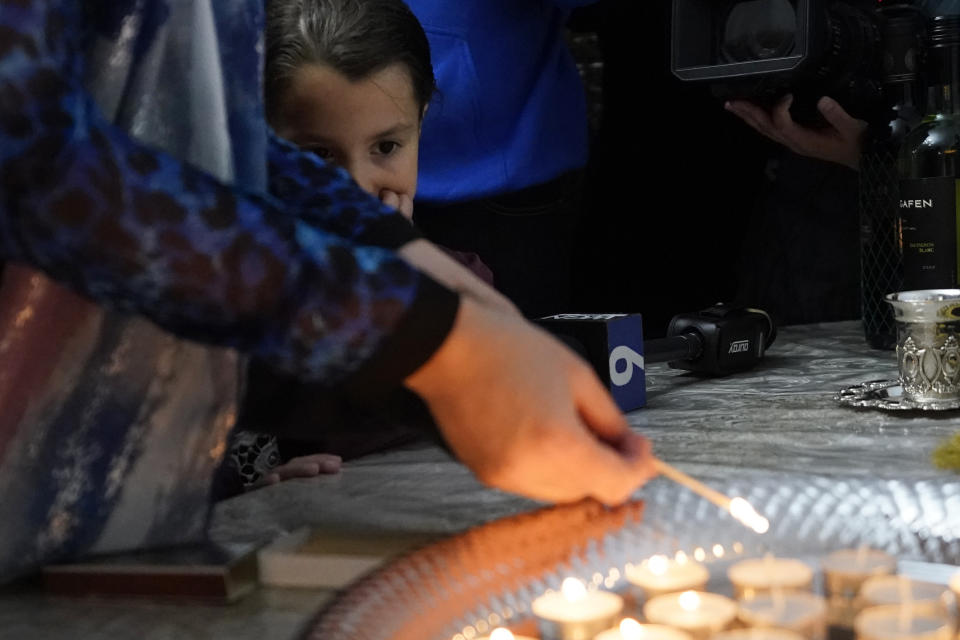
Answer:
[
  {"xmin": 210, "ymin": 320, "xmax": 960, "ymax": 544},
  {"xmin": 301, "ymin": 322, "xmax": 960, "ymax": 640},
  {"xmin": 3, "ymin": 320, "xmax": 960, "ymax": 639}
]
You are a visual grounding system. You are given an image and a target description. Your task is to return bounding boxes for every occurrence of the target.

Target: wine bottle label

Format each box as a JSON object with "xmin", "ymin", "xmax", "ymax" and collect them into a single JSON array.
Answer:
[{"xmin": 898, "ymin": 177, "xmax": 960, "ymax": 289}]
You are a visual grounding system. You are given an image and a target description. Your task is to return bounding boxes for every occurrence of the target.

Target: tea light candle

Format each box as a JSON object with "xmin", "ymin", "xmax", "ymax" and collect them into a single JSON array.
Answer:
[
  {"xmin": 625, "ymin": 554, "xmax": 710, "ymax": 599},
  {"xmin": 643, "ymin": 590, "xmax": 737, "ymax": 640},
  {"xmin": 727, "ymin": 555, "xmax": 814, "ymax": 599},
  {"xmin": 478, "ymin": 629, "xmax": 537, "ymax": 640},
  {"xmin": 737, "ymin": 590, "xmax": 828, "ymax": 640},
  {"xmin": 531, "ymin": 577, "xmax": 623, "ymax": 640},
  {"xmin": 594, "ymin": 617, "xmax": 693, "ymax": 640},
  {"xmin": 713, "ymin": 630, "xmax": 806, "ymax": 640},
  {"xmin": 821, "ymin": 547, "xmax": 897, "ymax": 598},
  {"xmin": 860, "ymin": 575, "xmax": 950, "ymax": 614},
  {"xmin": 821, "ymin": 547, "xmax": 897, "ymax": 628},
  {"xmin": 853, "ymin": 604, "xmax": 954, "ymax": 640}
]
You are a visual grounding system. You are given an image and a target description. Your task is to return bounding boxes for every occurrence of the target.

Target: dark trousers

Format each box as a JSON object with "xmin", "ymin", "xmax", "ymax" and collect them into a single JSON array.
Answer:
[{"xmin": 413, "ymin": 170, "xmax": 584, "ymax": 319}]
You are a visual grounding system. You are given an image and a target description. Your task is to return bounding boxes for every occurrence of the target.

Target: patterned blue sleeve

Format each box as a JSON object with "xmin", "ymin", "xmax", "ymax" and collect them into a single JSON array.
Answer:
[
  {"xmin": 0, "ymin": 0, "xmax": 458, "ymax": 387},
  {"xmin": 268, "ymin": 133, "xmax": 422, "ymax": 249}
]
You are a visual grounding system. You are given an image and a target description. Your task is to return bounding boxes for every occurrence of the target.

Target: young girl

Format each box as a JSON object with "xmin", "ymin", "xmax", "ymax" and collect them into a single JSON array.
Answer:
[
  {"xmin": 228, "ymin": 0, "xmax": 494, "ymax": 488},
  {"xmin": 267, "ymin": 0, "xmax": 431, "ymax": 220}
]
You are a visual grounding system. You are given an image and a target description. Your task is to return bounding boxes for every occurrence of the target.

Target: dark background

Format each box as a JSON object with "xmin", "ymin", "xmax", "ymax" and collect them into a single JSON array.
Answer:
[{"xmin": 567, "ymin": 0, "xmax": 861, "ymax": 337}]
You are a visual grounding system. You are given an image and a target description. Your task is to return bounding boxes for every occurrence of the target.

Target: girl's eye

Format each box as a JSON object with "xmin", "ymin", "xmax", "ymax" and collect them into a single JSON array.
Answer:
[
  {"xmin": 375, "ymin": 141, "xmax": 400, "ymax": 156},
  {"xmin": 304, "ymin": 146, "xmax": 333, "ymax": 160}
]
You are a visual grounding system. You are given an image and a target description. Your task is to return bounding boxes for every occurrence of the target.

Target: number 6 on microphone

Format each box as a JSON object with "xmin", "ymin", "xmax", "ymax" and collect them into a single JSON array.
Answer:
[
  {"xmin": 536, "ymin": 313, "xmax": 647, "ymax": 411},
  {"xmin": 609, "ymin": 345, "xmax": 645, "ymax": 386}
]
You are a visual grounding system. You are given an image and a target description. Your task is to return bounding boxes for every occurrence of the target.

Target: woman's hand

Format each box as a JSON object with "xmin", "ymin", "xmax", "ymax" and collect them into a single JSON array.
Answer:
[
  {"xmin": 725, "ymin": 95, "xmax": 866, "ymax": 170},
  {"xmin": 405, "ymin": 297, "xmax": 657, "ymax": 505}
]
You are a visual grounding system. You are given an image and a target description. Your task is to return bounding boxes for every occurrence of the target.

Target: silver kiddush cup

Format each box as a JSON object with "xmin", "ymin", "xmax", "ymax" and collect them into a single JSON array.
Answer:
[{"xmin": 885, "ymin": 289, "xmax": 960, "ymax": 408}]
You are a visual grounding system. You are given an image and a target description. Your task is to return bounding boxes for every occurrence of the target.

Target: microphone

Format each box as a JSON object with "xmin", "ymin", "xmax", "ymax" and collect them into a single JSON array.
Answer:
[
  {"xmin": 536, "ymin": 305, "xmax": 776, "ymax": 412},
  {"xmin": 535, "ymin": 313, "xmax": 647, "ymax": 412},
  {"xmin": 649, "ymin": 304, "xmax": 776, "ymax": 374}
]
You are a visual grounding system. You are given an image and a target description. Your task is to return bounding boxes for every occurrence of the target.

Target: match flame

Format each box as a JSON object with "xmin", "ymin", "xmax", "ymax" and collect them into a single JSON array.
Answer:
[
  {"xmin": 561, "ymin": 577, "xmax": 587, "ymax": 603},
  {"xmin": 619, "ymin": 618, "xmax": 644, "ymax": 639},
  {"xmin": 678, "ymin": 590, "xmax": 701, "ymax": 612},
  {"xmin": 729, "ymin": 497, "xmax": 770, "ymax": 533},
  {"xmin": 647, "ymin": 555, "xmax": 669, "ymax": 576},
  {"xmin": 489, "ymin": 629, "xmax": 515, "ymax": 640}
]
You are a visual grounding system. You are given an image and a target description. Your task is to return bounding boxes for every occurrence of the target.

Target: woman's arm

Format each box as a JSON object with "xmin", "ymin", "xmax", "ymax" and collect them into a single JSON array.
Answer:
[
  {"xmin": 0, "ymin": 0, "xmax": 457, "ymax": 390},
  {"xmin": 268, "ymin": 135, "xmax": 520, "ymax": 316},
  {"xmin": 267, "ymin": 133, "xmax": 421, "ymax": 248}
]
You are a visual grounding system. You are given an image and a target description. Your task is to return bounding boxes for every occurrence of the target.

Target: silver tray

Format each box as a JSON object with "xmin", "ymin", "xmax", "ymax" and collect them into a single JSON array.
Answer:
[
  {"xmin": 308, "ymin": 473, "xmax": 960, "ymax": 640},
  {"xmin": 836, "ymin": 379, "xmax": 960, "ymax": 411}
]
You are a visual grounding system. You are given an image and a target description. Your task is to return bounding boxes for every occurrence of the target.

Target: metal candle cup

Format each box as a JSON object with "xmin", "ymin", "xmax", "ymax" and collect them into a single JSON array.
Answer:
[
  {"xmin": 478, "ymin": 629, "xmax": 538, "ymax": 640},
  {"xmin": 822, "ymin": 548, "xmax": 898, "ymax": 599},
  {"xmin": 531, "ymin": 578, "xmax": 623, "ymax": 640},
  {"xmin": 643, "ymin": 590, "xmax": 737, "ymax": 640},
  {"xmin": 859, "ymin": 575, "xmax": 951, "ymax": 615},
  {"xmin": 853, "ymin": 604, "xmax": 955, "ymax": 640},
  {"xmin": 885, "ymin": 290, "xmax": 960, "ymax": 407},
  {"xmin": 713, "ymin": 630, "xmax": 807, "ymax": 640},
  {"xmin": 625, "ymin": 554, "xmax": 710, "ymax": 600},
  {"xmin": 737, "ymin": 591, "xmax": 828, "ymax": 640},
  {"xmin": 594, "ymin": 618, "xmax": 694, "ymax": 640},
  {"xmin": 821, "ymin": 548, "xmax": 897, "ymax": 628},
  {"xmin": 727, "ymin": 557, "xmax": 814, "ymax": 600}
]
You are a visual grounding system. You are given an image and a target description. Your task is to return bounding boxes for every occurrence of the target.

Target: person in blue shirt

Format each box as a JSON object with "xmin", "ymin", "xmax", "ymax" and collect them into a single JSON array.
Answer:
[
  {"xmin": 405, "ymin": 0, "xmax": 598, "ymax": 318},
  {"xmin": 0, "ymin": 0, "xmax": 655, "ymax": 580}
]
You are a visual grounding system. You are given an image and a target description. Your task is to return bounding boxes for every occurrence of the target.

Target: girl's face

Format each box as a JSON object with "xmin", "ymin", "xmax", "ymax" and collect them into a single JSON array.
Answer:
[{"xmin": 275, "ymin": 62, "xmax": 423, "ymax": 214}]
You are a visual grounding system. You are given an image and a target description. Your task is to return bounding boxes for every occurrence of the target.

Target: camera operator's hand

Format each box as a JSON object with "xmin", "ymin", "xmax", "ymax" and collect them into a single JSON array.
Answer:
[{"xmin": 725, "ymin": 94, "xmax": 866, "ymax": 170}]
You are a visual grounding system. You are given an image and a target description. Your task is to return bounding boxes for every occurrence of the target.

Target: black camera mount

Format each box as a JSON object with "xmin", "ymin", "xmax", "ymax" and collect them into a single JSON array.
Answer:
[
  {"xmin": 671, "ymin": 0, "xmax": 893, "ymax": 126},
  {"xmin": 645, "ymin": 304, "xmax": 777, "ymax": 375}
]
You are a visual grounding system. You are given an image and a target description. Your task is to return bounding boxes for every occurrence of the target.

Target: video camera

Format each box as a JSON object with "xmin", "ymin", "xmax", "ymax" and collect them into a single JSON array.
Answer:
[{"xmin": 670, "ymin": 0, "xmax": 928, "ymax": 127}]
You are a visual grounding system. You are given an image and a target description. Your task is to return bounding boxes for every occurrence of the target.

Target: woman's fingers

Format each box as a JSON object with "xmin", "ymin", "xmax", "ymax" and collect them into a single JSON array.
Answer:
[{"xmin": 380, "ymin": 189, "xmax": 414, "ymax": 220}]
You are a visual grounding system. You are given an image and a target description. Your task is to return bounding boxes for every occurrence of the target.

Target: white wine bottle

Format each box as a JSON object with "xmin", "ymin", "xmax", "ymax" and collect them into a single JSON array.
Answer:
[
  {"xmin": 861, "ymin": 3, "xmax": 926, "ymax": 349},
  {"xmin": 898, "ymin": 15, "xmax": 960, "ymax": 290}
]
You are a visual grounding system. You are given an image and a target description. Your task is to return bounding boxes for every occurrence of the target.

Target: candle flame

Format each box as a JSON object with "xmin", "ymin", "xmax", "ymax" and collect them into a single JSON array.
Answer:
[
  {"xmin": 489, "ymin": 629, "xmax": 515, "ymax": 640},
  {"xmin": 729, "ymin": 497, "xmax": 770, "ymax": 533},
  {"xmin": 647, "ymin": 555, "xmax": 669, "ymax": 576},
  {"xmin": 713, "ymin": 544, "xmax": 725, "ymax": 558},
  {"xmin": 675, "ymin": 550, "xmax": 688, "ymax": 564},
  {"xmin": 678, "ymin": 590, "xmax": 701, "ymax": 612},
  {"xmin": 619, "ymin": 618, "xmax": 644, "ymax": 640},
  {"xmin": 561, "ymin": 577, "xmax": 587, "ymax": 603}
]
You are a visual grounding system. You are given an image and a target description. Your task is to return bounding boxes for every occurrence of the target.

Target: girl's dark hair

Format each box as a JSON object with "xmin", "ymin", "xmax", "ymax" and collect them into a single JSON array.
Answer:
[{"xmin": 265, "ymin": 0, "xmax": 435, "ymax": 122}]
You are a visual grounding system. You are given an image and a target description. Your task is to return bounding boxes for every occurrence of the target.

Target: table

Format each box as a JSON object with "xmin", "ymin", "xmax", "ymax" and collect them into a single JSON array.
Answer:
[{"xmin": 2, "ymin": 321, "xmax": 959, "ymax": 639}]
